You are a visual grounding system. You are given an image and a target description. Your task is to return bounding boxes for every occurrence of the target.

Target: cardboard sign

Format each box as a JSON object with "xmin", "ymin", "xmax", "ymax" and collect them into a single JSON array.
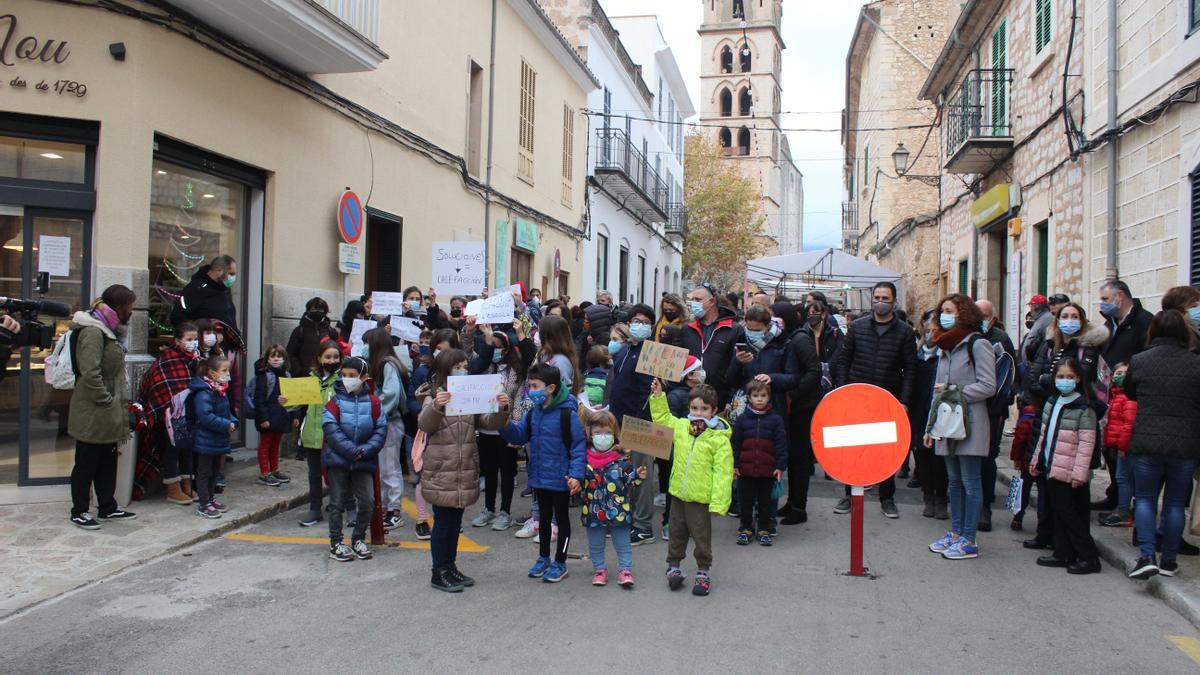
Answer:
[
  {"xmin": 278, "ymin": 376, "xmax": 323, "ymax": 406},
  {"xmin": 370, "ymin": 292, "xmax": 407, "ymax": 317},
  {"xmin": 446, "ymin": 374, "xmax": 505, "ymax": 416},
  {"xmin": 621, "ymin": 416, "xmax": 674, "ymax": 460},
  {"xmin": 634, "ymin": 341, "xmax": 691, "ymax": 382},
  {"xmin": 432, "ymin": 241, "xmax": 487, "ymax": 296},
  {"xmin": 390, "ymin": 316, "xmax": 424, "ymax": 343},
  {"xmin": 477, "ymin": 291, "xmax": 515, "ymax": 325},
  {"xmin": 349, "ymin": 318, "xmax": 378, "ymax": 356}
]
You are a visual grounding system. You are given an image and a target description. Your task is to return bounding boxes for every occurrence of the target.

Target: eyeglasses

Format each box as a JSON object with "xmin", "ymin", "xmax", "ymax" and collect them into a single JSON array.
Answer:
[{"xmin": 630, "ymin": 319, "xmax": 652, "ymax": 326}]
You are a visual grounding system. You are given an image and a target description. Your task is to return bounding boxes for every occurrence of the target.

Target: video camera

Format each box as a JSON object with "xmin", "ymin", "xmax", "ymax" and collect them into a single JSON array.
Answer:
[{"xmin": 0, "ymin": 296, "xmax": 71, "ymax": 350}]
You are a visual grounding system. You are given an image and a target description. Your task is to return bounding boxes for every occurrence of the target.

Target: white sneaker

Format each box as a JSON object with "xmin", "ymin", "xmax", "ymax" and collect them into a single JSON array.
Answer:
[
  {"xmin": 653, "ymin": 493, "xmax": 667, "ymax": 508},
  {"xmin": 515, "ymin": 518, "xmax": 537, "ymax": 539}
]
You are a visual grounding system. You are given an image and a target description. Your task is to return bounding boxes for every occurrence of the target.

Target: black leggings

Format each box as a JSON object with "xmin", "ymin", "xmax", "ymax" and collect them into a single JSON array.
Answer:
[
  {"xmin": 536, "ymin": 488, "xmax": 571, "ymax": 562},
  {"xmin": 479, "ymin": 433, "xmax": 517, "ymax": 514}
]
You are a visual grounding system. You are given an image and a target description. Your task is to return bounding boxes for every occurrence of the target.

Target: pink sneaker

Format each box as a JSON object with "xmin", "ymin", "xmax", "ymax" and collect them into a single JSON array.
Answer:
[
  {"xmin": 592, "ymin": 569, "xmax": 608, "ymax": 586},
  {"xmin": 617, "ymin": 569, "xmax": 634, "ymax": 588}
]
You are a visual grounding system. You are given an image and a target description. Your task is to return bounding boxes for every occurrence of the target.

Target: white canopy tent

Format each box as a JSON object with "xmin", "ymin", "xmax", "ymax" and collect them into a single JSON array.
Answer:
[{"xmin": 745, "ymin": 248, "xmax": 904, "ymax": 311}]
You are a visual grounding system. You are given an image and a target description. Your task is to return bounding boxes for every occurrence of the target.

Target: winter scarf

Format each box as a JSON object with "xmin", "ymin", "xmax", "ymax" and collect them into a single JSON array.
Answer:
[
  {"xmin": 586, "ymin": 447, "xmax": 621, "ymax": 469},
  {"xmin": 932, "ymin": 325, "xmax": 972, "ymax": 351}
]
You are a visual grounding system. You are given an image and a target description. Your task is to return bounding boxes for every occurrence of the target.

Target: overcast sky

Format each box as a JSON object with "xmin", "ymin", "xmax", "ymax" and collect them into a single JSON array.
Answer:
[{"xmin": 601, "ymin": 0, "xmax": 863, "ymax": 250}]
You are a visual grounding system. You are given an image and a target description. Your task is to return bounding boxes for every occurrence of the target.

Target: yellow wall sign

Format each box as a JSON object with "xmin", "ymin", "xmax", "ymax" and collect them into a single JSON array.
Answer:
[{"xmin": 971, "ymin": 183, "xmax": 1011, "ymax": 230}]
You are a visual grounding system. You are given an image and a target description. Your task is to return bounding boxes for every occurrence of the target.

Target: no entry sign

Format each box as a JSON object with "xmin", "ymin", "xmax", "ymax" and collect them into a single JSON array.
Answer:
[{"xmin": 811, "ymin": 383, "xmax": 911, "ymax": 487}]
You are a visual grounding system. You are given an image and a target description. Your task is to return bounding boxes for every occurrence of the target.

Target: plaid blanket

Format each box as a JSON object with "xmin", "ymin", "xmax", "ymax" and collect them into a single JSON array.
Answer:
[{"xmin": 133, "ymin": 346, "xmax": 196, "ymax": 499}]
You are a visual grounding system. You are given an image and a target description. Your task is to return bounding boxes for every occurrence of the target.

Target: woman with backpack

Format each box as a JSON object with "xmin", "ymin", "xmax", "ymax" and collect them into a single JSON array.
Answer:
[
  {"xmin": 365, "ymin": 327, "xmax": 409, "ymax": 531},
  {"xmin": 68, "ymin": 285, "xmax": 139, "ymax": 530}
]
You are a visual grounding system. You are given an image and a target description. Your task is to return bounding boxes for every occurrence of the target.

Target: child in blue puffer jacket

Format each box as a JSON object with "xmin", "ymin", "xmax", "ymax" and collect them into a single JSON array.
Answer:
[
  {"xmin": 501, "ymin": 363, "xmax": 586, "ymax": 583},
  {"xmin": 189, "ymin": 354, "xmax": 238, "ymax": 520},
  {"xmin": 322, "ymin": 356, "xmax": 387, "ymax": 563}
]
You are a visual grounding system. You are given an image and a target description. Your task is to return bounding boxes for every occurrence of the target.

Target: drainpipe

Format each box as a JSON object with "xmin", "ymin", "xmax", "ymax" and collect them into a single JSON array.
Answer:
[
  {"xmin": 1105, "ymin": 0, "xmax": 1119, "ymax": 281},
  {"xmin": 483, "ymin": 0, "xmax": 498, "ymax": 286}
]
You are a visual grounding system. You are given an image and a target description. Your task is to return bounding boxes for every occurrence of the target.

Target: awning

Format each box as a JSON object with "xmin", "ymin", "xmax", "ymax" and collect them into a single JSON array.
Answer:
[{"xmin": 745, "ymin": 248, "xmax": 904, "ymax": 310}]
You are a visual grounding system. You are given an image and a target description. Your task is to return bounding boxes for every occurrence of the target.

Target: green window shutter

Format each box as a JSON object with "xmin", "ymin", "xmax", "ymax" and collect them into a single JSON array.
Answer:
[
  {"xmin": 958, "ymin": 259, "xmax": 970, "ymax": 294},
  {"xmin": 991, "ymin": 20, "xmax": 1008, "ymax": 136},
  {"xmin": 1035, "ymin": 0, "xmax": 1052, "ymax": 54}
]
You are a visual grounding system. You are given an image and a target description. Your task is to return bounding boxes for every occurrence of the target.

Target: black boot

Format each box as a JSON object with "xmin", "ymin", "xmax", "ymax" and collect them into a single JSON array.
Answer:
[
  {"xmin": 446, "ymin": 563, "xmax": 475, "ymax": 587},
  {"xmin": 921, "ymin": 494, "xmax": 935, "ymax": 518},
  {"xmin": 431, "ymin": 566, "xmax": 464, "ymax": 593},
  {"xmin": 977, "ymin": 508, "xmax": 993, "ymax": 532}
]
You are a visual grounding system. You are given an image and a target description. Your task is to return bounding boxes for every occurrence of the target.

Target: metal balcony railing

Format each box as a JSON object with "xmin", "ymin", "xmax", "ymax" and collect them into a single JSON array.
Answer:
[
  {"xmin": 945, "ymin": 68, "xmax": 1015, "ymax": 159},
  {"xmin": 842, "ymin": 201, "xmax": 858, "ymax": 234},
  {"xmin": 595, "ymin": 128, "xmax": 669, "ymax": 220},
  {"xmin": 666, "ymin": 203, "xmax": 688, "ymax": 236}
]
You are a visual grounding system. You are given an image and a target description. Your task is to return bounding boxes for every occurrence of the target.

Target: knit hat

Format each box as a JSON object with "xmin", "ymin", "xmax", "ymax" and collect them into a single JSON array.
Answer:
[{"xmin": 681, "ymin": 355, "xmax": 702, "ymax": 378}]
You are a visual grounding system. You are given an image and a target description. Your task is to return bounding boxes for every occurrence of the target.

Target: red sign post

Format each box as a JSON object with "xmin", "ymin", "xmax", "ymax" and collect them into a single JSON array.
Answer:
[{"xmin": 810, "ymin": 383, "xmax": 911, "ymax": 576}]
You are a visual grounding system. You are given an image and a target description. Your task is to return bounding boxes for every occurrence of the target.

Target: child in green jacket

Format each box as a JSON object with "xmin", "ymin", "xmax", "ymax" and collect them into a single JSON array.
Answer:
[
  {"xmin": 298, "ymin": 339, "xmax": 342, "ymax": 527},
  {"xmin": 649, "ymin": 378, "xmax": 733, "ymax": 597}
]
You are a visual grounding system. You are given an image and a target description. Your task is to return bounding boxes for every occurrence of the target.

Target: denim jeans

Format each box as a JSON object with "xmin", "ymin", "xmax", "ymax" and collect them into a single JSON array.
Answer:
[
  {"xmin": 587, "ymin": 523, "xmax": 633, "ymax": 571},
  {"xmin": 1114, "ymin": 452, "xmax": 1134, "ymax": 514},
  {"xmin": 1134, "ymin": 456, "xmax": 1200, "ymax": 561},
  {"xmin": 944, "ymin": 455, "xmax": 983, "ymax": 542},
  {"xmin": 430, "ymin": 505, "xmax": 464, "ymax": 570}
]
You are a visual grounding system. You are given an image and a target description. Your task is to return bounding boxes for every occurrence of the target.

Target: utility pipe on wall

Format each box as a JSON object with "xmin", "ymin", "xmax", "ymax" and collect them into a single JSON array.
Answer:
[{"xmin": 1105, "ymin": 0, "xmax": 1119, "ymax": 281}]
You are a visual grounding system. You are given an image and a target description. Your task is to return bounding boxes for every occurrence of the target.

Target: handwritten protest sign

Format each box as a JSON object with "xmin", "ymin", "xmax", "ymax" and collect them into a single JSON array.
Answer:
[
  {"xmin": 446, "ymin": 374, "xmax": 505, "ymax": 416},
  {"xmin": 621, "ymin": 416, "xmax": 674, "ymax": 460},
  {"xmin": 279, "ymin": 377, "xmax": 323, "ymax": 406},
  {"xmin": 390, "ymin": 316, "xmax": 424, "ymax": 343},
  {"xmin": 370, "ymin": 292, "xmax": 406, "ymax": 317},
  {"xmin": 477, "ymin": 291, "xmax": 515, "ymax": 324},
  {"xmin": 349, "ymin": 318, "xmax": 378, "ymax": 356},
  {"xmin": 634, "ymin": 341, "xmax": 691, "ymax": 382},
  {"xmin": 432, "ymin": 241, "xmax": 487, "ymax": 296},
  {"xmin": 464, "ymin": 298, "xmax": 485, "ymax": 317}
]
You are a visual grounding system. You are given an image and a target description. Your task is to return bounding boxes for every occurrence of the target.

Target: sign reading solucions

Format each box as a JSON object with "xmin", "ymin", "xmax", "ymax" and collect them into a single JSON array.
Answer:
[
  {"xmin": 431, "ymin": 241, "xmax": 486, "ymax": 296},
  {"xmin": 0, "ymin": 14, "xmax": 87, "ymax": 98}
]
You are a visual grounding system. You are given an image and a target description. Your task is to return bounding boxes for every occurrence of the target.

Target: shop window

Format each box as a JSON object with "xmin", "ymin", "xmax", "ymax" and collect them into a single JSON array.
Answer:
[{"xmin": 0, "ymin": 136, "xmax": 86, "ymax": 183}]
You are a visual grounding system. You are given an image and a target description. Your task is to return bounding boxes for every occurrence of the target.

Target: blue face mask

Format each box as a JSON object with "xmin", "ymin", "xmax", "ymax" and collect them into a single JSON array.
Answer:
[
  {"xmin": 1055, "ymin": 378, "xmax": 1078, "ymax": 395},
  {"xmin": 1058, "ymin": 319, "xmax": 1081, "ymax": 336},
  {"xmin": 745, "ymin": 329, "xmax": 766, "ymax": 342},
  {"xmin": 608, "ymin": 340, "xmax": 622, "ymax": 355},
  {"xmin": 418, "ymin": 345, "xmax": 430, "ymax": 355},
  {"xmin": 492, "ymin": 349, "xmax": 504, "ymax": 363},
  {"xmin": 939, "ymin": 313, "xmax": 956, "ymax": 330},
  {"xmin": 687, "ymin": 414, "xmax": 720, "ymax": 428},
  {"xmin": 408, "ymin": 300, "xmax": 421, "ymax": 312},
  {"xmin": 1189, "ymin": 307, "xmax": 1200, "ymax": 327},
  {"xmin": 1099, "ymin": 302, "xmax": 1118, "ymax": 318},
  {"xmin": 629, "ymin": 323, "xmax": 652, "ymax": 341},
  {"xmin": 529, "ymin": 388, "xmax": 549, "ymax": 407},
  {"xmin": 690, "ymin": 300, "xmax": 705, "ymax": 319}
]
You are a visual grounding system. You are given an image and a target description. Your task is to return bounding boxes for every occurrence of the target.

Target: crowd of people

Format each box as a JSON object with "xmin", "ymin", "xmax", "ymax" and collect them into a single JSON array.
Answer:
[{"xmin": 61, "ymin": 254, "xmax": 1200, "ymax": 592}]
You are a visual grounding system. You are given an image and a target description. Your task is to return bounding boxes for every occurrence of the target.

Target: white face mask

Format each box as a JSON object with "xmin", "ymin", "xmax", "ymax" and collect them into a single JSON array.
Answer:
[
  {"xmin": 182, "ymin": 339, "xmax": 199, "ymax": 353},
  {"xmin": 342, "ymin": 377, "xmax": 362, "ymax": 393},
  {"xmin": 268, "ymin": 357, "xmax": 285, "ymax": 369},
  {"xmin": 592, "ymin": 433, "xmax": 615, "ymax": 451},
  {"xmin": 216, "ymin": 373, "xmax": 231, "ymax": 384},
  {"xmin": 203, "ymin": 334, "xmax": 218, "ymax": 347}
]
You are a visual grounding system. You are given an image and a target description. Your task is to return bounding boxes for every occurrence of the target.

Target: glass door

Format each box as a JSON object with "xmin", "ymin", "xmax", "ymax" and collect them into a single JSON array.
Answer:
[{"xmin": 0, "ymin": 205, "xmax": 91, "ymax": 486}]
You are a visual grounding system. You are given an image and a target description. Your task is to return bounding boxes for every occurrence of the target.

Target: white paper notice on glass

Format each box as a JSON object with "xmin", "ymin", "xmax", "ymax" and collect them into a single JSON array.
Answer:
[
  {"xmin": 349, "ymin": 318, "xmax": 378, "ymax": 355},
  {"xmin": 390, "ymin": 316, "xmax": 424, "ymax": 343},
  {"xmin": 446, "ymin": 374, "xmax": 504, "ymax": 416},
  {"xmin": 38, "ymin": 236, "xmax": 71, "ymax": 276},
  {"xmin": 370, "ymin": 292, "xmax": 407, "ymax": 317},
  {"xmin": 477, "ymin": 292, "xmax": 515, "ymax": 325}
]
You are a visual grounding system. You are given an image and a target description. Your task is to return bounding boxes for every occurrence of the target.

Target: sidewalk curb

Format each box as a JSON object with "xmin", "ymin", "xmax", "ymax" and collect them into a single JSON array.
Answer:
[
  {"xmin": 0, "ymin": 488, "xmax": 313, "ymax": 623},
  {"xmin": 997, "ymin": 471, "xmax": 1200, "ymax": 631}
]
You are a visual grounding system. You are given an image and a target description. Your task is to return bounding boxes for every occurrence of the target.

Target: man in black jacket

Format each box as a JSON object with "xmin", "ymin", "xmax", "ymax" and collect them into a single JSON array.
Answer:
[
  {"xmin": 1094, "ymin": 278, "xmax": 1153, "ymax": 511},
  {"xmin": 831, "ymin": 281, "xmax": 916, "ymax": 519},
  {"xmin": 682, "ymin": 283, "xmax": 740, "ymax": 408},
  {"xmin": 581, "ymin": 290, "xmax": 615, "ymax": 351},
  {"xmin": 779, "ymin": 324, "xmax": 823, "ymax": 524},
  {"xmin": 976, "ymin": 299, "xmax": 1017, "ymax": 532},
  {"xmin": 179, "ymin": 255, "xmax": 239, "ymax": 333}
]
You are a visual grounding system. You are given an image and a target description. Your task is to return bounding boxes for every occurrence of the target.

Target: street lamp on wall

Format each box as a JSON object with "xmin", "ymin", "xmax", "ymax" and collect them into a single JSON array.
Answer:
[{"xmin": 891, "ymin": 142, "xmax": 940, "ymax": 187}]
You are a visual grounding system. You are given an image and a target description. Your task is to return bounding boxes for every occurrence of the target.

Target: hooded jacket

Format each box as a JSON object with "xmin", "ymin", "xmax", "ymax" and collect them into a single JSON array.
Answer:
[
  {"xmin": 1125, "ymin": 337, "xmax": 1200, "ymax": 459},
  {"xmin": 725, "ymin": 328, "xmax": 796, "ymax": 413},
  {"xmin": 1101, "ymin": 299, "xmax": 1154, "ymax": 369},
  {"xmin": 833, "ymin": 314, "xmax": 917, "ymax": 405},
  {"xmin": 1027, "ymin": 321, "xmax": 1107, "ymax": 401},
  {"xmin": 931, "ymin": 332, "xmax": 998, "ymax": 458},
  {"xmin": 68, "ymin": 311, "xmax": 131, "ymax": 444},
  {"xmin": 785, "ymin": 328, "xmax": 824, "ymax": 409},
  {"xmin": 252, "ymin": 359, "xmax": 296, "ymax": 432},
  {"xmin": 650, "ymin": 393, "xmax": 733, "ymax": 514},
  {"xmin": 501, "ymin": 387, "xmax": 587, "ymax": 491},
  {"xmin": 179, "ymin": 266, "xmax": 238, "ymax": 331},
  {"xmin": 286, "ymin": 312, "xmax": 338, "ymax": 376},
  {"xmin": 299, "ymin": 368, "xmax": 340, "ymax": 450},
  {"xmin": 187, "ymin": 377, "xmax": 238, "ymax": 456},
  {"xmin": 584, "ymin": 302, "xmax": 616, "ymax": 347},
  {"xmin": 730, "ymin": 406, "xmax": 788, "ymax": 477},
  {"xmin": 681, "ymin": 304, "xmax": 740, "ymax": 405},
  {"xmin": 1032, "ymin": 394, "xmax": 1098, "ymax": 484},
  {"xmin": 416, "ymin": 382, "xmax": 509, "ymax": 508},
  {"xmin": 1104, "ymin": 386, "xmax": 1136, "ymax": 453},
  {"xmin": 321, "ymin": 379, "xmax": 387, "ymax": 472}
]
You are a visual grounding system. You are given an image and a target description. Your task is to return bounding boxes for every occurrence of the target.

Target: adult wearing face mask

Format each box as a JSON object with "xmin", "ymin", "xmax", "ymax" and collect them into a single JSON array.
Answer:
[
  {"xmin": 68, "ymin": 285, "xmax": 139, "ymax": 530},
  {"xmin": 682, "ymin": 284, "xmax": 739, "ymax": 408},
  {"xmin": 1027, "ymin": 303, "xmax": 1106, "ymax": 405},
  {"xmin": 286, "ymin": 297, "xmax": 338, "ymax": 376},
  {"xmin": 604, "ymin": 304, "xmax": 660, "ymax": 546},
  {"xmin": 1161, "ymin": 286, "xmax": 1200, "ymax": 351},
  {"xmin": 831, "ymin": 281, "xmax": 916, "ymax": 519},
  {"xmin": 1098, "ymin": 280, "xmax": 1153, "ymax": 371},
  {"xmin": 402, "ymin": 286, "xmax": 449, "ymax": 331},
  {"xmin": 776, "ymin": 302, "xmax": 822, "ymax": 525},
  {"xmin": 654, "ymin": 294, "xmax": 686, "ymax": 343},
  {"xmin": 178, "ymin": 255, "xmax": 239, "ymax": 333},
  {"xmin": 975, "ymin": 299, "xmax": 1017, "ymax": 532},
  {"xmin": 136, "ymin": 321, "xmax": 202, "ymax": 503}
]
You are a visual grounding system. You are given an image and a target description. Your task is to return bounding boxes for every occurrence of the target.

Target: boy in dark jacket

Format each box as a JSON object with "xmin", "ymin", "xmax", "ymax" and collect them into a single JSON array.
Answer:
[
  {"xmin": 321, "ymin": 356, "xmax": 387, "ymax": 562},
  {"xmin": 731, "ymin": 379, "xmax": 787, "ymax": 545}
]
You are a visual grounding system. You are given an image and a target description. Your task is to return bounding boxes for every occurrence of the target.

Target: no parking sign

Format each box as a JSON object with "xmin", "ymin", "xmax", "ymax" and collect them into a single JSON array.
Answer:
[{"xmin": 337, "ymin": 190, "xmax": 364, "ymax": 245}]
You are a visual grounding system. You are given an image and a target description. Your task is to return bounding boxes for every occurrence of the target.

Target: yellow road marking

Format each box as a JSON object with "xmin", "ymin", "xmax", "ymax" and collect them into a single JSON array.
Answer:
[
  {"xmin": 223, "ymin": 496, "xmax": 489, "ymax": 552},
  {"xmin": 1168, "ymin": 636, "xmax": 1200, "ymax": 665}
]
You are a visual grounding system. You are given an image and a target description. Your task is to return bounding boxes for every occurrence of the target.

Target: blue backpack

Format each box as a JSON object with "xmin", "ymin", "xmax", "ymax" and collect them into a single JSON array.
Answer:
[{"xmin": 968, "ymin": 335, "xmax": 1015, "ymax": 416}]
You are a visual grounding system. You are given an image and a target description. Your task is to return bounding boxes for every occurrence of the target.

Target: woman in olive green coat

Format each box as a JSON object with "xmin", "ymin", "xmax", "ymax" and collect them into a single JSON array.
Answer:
[{"xmin": 68, "ymin": 285, "xmax": 138, "ymax": 530}]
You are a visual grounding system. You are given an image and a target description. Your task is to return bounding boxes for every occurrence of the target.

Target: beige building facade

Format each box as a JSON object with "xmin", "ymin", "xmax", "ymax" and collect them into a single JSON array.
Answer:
[
  {"xmin": 842, "ymin": 0, "xmax": 957, "ymax": 316},
  {"xmin": 0, "ymin": 0, "xmax": 594, "ymax": 498}
]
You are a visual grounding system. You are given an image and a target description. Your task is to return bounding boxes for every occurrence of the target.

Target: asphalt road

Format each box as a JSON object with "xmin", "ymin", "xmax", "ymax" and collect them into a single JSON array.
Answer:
[{"xmin": 5, "ymin": 481, "xmax": 1200, "ymax": 674}]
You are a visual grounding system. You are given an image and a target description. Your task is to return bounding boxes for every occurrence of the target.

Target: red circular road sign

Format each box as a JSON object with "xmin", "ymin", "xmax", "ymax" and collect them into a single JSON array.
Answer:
[
  {"xmin": 337, "ymin": 190, "xmax": 364, "ymax": 245},
  {"xmin": 810, "ymin": 383, "xmax": 911, "ymax": 487}
]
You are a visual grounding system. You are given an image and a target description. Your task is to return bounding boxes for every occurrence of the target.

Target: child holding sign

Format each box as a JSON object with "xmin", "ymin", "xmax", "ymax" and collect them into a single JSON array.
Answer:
[
  {"xmin": 649, "ymin": 378, "xmax": 733, "ymax": 597},
  {"xmin": 580, "ymin": 411, "xmax": 647, "ymax": 588},
  {"xmin": 297, "ymin": 339, "xmax": 342, "ymax": 527}
]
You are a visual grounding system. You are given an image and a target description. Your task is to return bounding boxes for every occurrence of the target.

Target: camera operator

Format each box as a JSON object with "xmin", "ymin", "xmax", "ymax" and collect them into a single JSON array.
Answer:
[{"xmin": 0, "ymin": 313, "xmax": 19, "ymax": 376}]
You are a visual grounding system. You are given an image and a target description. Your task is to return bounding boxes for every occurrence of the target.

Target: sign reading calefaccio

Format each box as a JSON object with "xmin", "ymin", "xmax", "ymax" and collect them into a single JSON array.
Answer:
[{"xmin": 0, "ymin": 14, "xmax": 87, "ymax": 98}]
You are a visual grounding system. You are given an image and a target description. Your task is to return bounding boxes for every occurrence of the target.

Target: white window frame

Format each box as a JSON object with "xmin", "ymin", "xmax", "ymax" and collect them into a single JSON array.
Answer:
[{"xmin": 1028, "ymin": 0, "xmax": 1055, "ymax": 77}]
